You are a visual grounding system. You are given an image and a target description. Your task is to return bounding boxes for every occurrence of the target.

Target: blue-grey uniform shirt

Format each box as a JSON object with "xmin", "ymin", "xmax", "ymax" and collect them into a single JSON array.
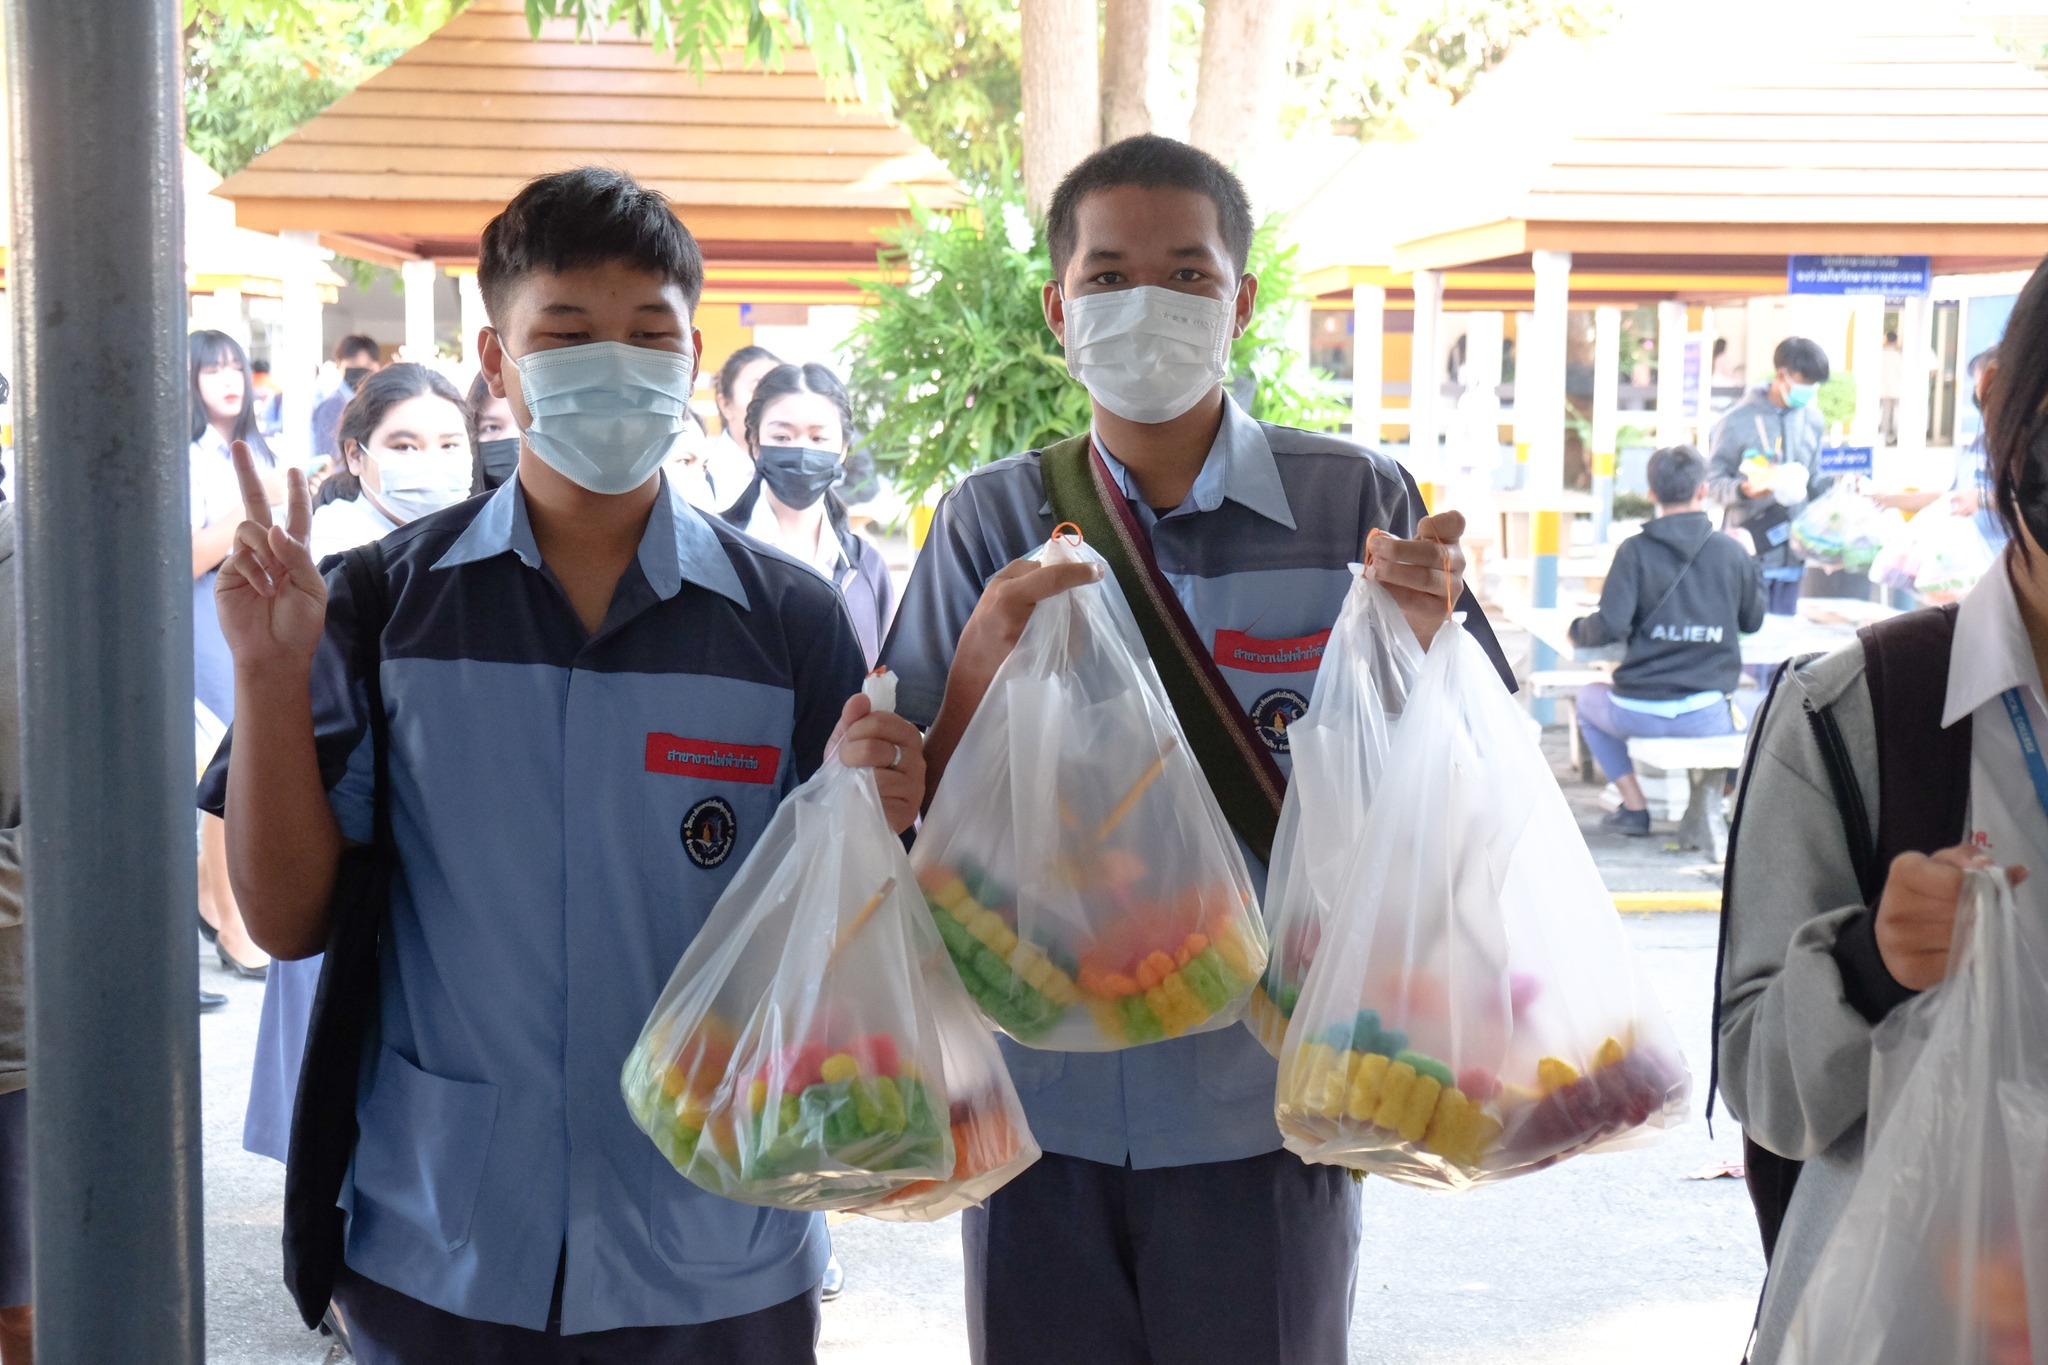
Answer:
[
  {"xmin": 1707, "ymin": 384, "xmax": 1833, "ymax": 580},
  {"xmin": 883, "ymin": 396, "xmax": 1508, "ymax": 1169},
  {"xmin": 201, "ymin": 476, "xmax": 865, "ymax": 1332}
]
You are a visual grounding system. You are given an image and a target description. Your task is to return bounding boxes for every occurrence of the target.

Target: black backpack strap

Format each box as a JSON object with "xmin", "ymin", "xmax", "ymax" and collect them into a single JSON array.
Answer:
[{"xmin": 342, "ymin": 543, "xmax": 395, "ymax": 849}]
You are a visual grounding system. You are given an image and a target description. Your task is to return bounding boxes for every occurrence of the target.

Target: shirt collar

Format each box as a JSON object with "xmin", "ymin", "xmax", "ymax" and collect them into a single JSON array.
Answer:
[
  {"xmin": 432, "ymin": 474, "xmax": 750, "ymax": 611},
  {"xmin": 1944, "ymin": 552, "xmax": 2038, "ymax": 726},
  {"xmin": 1041, "ymin": 395, "xmax": 1298, "ymax": 531}
]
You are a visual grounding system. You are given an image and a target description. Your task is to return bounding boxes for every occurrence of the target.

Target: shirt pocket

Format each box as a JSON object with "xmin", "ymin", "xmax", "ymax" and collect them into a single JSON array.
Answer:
[
  {"xmin": 647, "ymin": 1148, "xmax": 809, "ymax": 1270},
  {"xmin": 638, "ymin": 733, "xmax": 791, "ymax": 906},
  {"xmin": 352, "ymin": 1045, "xmax": 499, "ymax": 1253},
  {"xmin": 1193, "ymin": 1024, "xmax": 1279, "ymax": 1103}
]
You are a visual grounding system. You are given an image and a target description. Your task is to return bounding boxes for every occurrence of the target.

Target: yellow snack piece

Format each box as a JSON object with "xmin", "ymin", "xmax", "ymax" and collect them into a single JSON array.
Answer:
[
  {"xmin": 1536, "ymin": 1056, "xmax": 1581, "ymax": 1096},
  {"xmin": 747, "ymin": 1079, "xmax": 768, "ymax": 1113},
  {"xmin": 1422, "ymin": 1088, "xmax": 1469, "ymax": 1156},
  {"xmin": 945, "ymin": 898, "xmax": 976, "ymax": 927},
  {"xmin": 930, "ymin": 877, "xmax": 972, "ymax": 913},
  {"xmin": 967, "ymin": 907, "xmax": 1007, "ymax": 945},
  {"xmin": 820, "ymin": 1053, "xmax": 859, "ymax": 1084},
  {"xmin": 1346, "ymin": 1052, "xmax": 1391, "ymax": 1123},
  {"xmin": 1209, "ymin": 922, "xmax": 1254, "ymax": 981},
  {"xmin": 1312, "ymin": 1050, "xmax": 1360, "ymax": 1118},
  {"xmin": 1086, "ymin": 998, "xmax": 1125, "ymax": 1041},
  {"xmin": 1592, "ymin": 1037, "xmax": 1626, "ymax": 1072},
  {"xmin": 675, "ymin": 1091, "xmax": 711, "ymax": 1128},
  {"xmin": 1397, "ymin": 1074, "xmax": 1442, "ymax": 1143},
  {"xmin": 1157, "ymin": 973, "xmax": 1204, "ymax": 1028},
  {"xmin": 986, "ymin": 921, "xmax": 1021, "ymax": 958},
  {"xmin": 1372, "ymin": 1061, "xmax": 1419, "ymax": 1132}
]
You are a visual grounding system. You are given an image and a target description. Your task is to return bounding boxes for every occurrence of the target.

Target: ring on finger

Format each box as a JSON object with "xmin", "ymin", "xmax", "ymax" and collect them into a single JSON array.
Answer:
[{"xmin": 890, "ymin": 743, "xmax": 903, "ymax": 770}]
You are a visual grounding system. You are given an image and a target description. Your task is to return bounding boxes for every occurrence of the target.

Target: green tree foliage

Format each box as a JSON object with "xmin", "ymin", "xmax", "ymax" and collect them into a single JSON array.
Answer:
[
  {"xmin": 185, "ymin": 0, "xmax": 459, "ymax": 175},
  {"xmin": 1234, "ymin": 217, "xmax": 1347, "ymax": 434}
]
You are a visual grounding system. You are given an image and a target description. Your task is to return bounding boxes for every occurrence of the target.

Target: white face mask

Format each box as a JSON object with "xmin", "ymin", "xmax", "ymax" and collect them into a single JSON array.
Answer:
[
  {"xmin": 507, "ymin": 340, "xmax": 696, "ymax": 495},
  {"xmin": 366, "ymin": 445, "xmax": 472, "ymax": 524},
  {"xmin": 1062, "ymin": 285, "xmax": 1235, "ymax": 424}
]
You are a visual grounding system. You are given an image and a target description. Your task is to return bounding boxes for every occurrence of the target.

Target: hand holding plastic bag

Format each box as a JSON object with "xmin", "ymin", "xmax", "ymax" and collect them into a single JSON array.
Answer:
[
  {"xmin": 912, "ymin": 529, "xmax": 1267, "ymax": 1052},
  {"xmin": 623, "ymin": 674, "xmax": 1038, "ymax": 1214},
  {"xmin": 1277, "ymin": 620, "xmax": 1690, "ymax": 1189},
  {"xmin": 1251, "ymin": 567, "xmax": 1423, "ymax": 1056},
  {"xmin": 1786, "ymin": 869, "xmax": 2048, "ymax": 1365},
  {"xmin": 1792, "ymin": 482, "xmax": 1887, "ymax": 572}
]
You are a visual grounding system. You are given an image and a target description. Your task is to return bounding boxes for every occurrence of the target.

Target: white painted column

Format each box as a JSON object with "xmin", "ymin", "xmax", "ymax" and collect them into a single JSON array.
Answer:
[
  {"xmin": 1509, "ymin": 311, "xmax": 1533, "ymax": 488},
  {"xmin": 1592, "ymin": 304, "xmax": 1621, "ymax": 541},
  {"xmin": 278, "ymin": 229, "xmax": 324, "ymax": 468},
  {"xmin": 1849, "ymin": 294, "xmax": 1886, "ymax": 443},
  {"xmin": 1464, "ymin": 310, "xmax": 1505, "ymax": 400},
  {"xmin": 1655, "ymin": 299, "xmax": 1688, "ymax": 446},
  {"xmin": 401, "ymin": 258, "xmax": 437, "ymax": 361},
  {"xmin": 1527, "ymin": 249, "xmax": 1571, "ymax": 494},
  {"xmin": 458, "ymin": 271, "xmax": 488, "ymax": 369},
  {"xmin": 1407, "ymin": 269, "xmax": 1443, "ymax": 495},
  {"xmin": 1350, "ymin": 283, "xmax": 1385, "ymax": 446},
  {"xmin": 1896, "ymin": 294, "xmax": 1932, "ymax": 457},
  {"xmin": 1693, "ymin": 305, "xmax": 1717, "ymax": 440},
  {"xmin": 208, "ymin": 288, "xmax": 249, "ymax": 349}
]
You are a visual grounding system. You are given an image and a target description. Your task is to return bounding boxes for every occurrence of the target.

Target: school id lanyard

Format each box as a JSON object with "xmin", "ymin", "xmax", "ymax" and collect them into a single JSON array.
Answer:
[{"xmin": 2000, "ymin": 687, "xmax": 2048, "ymax": 823}]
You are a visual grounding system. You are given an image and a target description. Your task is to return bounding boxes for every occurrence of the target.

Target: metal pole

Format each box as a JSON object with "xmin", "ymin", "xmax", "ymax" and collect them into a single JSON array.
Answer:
[{"xmin": 4, "ymin": 1, "xmax": 205, "ymax": 1360}]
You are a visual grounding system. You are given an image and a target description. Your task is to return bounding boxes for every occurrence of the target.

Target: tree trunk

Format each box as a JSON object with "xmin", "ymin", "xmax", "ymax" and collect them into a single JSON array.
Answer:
[
  {"xmin": 1100, "ymin": 0, "xmax": 1168, "ymax": 144},
  {"xmin": 1020, "ymin": 0, "xmax": 1101, "ymax": 215},
  {"xmin": 1188, "ymin": 0, "xmax": 1295, "ymax": 175}
]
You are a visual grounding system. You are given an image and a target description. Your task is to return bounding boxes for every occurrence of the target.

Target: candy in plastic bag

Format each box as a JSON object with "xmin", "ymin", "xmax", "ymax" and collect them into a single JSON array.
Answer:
[
  {"xmin": 1785, "ymin": 870, "xmax": 2046, "ymax": 1365},
  {"xmin": 912, "ymin": 528, "xmax": 1266, "ymax": 1052},
  {"xmin": 1251, "ymin": 567, "xmax": 1423, "ymax": 1056},
  {"xmin": 1276, "ymin": 620, "xmax": 1690, "ymax": 1189},
  {"xmin": 1914, "ymin": 511, "xmax": 1997, "ymax": 602},
  {"xmin": 623, "ymin": 675, "xmax": 1038, "ymax": 1214},
  {"xmin": 1792, "ymin": 483, "xmax": 1887, "ymax": 573}
]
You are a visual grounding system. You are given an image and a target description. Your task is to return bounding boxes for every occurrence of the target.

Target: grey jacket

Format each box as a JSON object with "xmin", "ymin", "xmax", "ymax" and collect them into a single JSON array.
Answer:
[
  {"xmin": 0, "ymin": 505, "xmax": 22, "ymax": 1095},
  {"xmin": 1708, "ymin": 385, "xmax": 1832, "ymax": 576},
  {"xmin": 1716, "ymin": 643, "xmax": 1886, "ymax": 1363}
]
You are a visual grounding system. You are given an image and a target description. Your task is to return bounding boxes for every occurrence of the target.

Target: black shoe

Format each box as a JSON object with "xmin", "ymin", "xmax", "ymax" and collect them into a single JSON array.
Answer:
[
  {"xmin": 197, "ymin": 912, "xmax": 219, "ymax": 946},
  {"xmin": 199, "ymin": 989, "xmax": 228, "ymax": 1012},
  {"xmin": 1601, "ymin": 807, "xmax": 1652, "ymax": 837},
  {"xmin": 217, "ymin": 940, "xmax": 269, "ymax": 982},
  {"xmin": 820, "ymin": 1254, "xmax": 844, "ymax": 1302}
]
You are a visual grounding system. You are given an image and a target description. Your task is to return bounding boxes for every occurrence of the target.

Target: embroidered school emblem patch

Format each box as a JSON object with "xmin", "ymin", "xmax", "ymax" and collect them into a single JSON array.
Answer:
[
  {"xmin": 681, "ymin": 797, "xmax": 739, "ymax": 869},
  {"xmin": 1250, "ymin": 687, "xmax": 1309, "ymax": 754}
]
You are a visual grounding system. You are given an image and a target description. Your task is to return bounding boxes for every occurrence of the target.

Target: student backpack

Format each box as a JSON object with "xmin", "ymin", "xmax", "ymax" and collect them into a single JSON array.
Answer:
[{"xmin": 1712, "ymin": 605, "xmax": 1971, "ymax": 1313}]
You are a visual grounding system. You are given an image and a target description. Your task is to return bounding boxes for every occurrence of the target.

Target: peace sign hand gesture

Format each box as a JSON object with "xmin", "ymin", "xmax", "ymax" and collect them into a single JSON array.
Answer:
[{"xmin": 215, "ymin": 440, "xmax": 327, "ymax": 671}]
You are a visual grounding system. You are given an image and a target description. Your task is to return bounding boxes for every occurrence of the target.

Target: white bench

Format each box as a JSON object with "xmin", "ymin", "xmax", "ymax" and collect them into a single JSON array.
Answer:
[
  {"xmin": 1627, "ymin": 732, "xmax": 1751, "ymax": 859},
  {"xmin": 1529, "ymin": 668, "xmax": 1610, "ymax": 783}
]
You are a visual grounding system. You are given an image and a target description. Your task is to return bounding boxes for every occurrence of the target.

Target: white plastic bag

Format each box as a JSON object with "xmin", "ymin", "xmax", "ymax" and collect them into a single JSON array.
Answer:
[
  {"xmin": 1276, "ymin": 620, "xmax": 1690, "ymax": 1189},
  {"xmin": 912, "ymin": 529, "xmax": 1267, "ymax": 1051},
  {"xmin": 1914, "ymin": 510, "xmax": 1997, "ymax": 602},
  {"xmin": 623, "ymin": 676, "xmax": 1038, "ymax": 1215},
  {"xmin": 1787, "ymin": 870, "xmax": 2046, "ymax": 1365},
  {"xmin": 1251, "ymin": 568, "xmax": 1423, "ymax": 1056},
  {"xmin": 1792, "ymin": 482, "xmax": 1887, "ymax": 573}
]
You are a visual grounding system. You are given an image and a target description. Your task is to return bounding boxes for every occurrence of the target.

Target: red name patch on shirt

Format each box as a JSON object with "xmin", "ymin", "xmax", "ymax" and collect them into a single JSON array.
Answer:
[
  {"xmin": 644, "ymin": 734, "xmax": 782, "ymax": 786},
  {"xmin": 1213, "ymin": 629, "xmax": 1332, "ymax": 674}
]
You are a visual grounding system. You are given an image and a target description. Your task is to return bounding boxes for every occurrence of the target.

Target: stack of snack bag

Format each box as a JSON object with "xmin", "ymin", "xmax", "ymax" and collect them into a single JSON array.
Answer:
[
  {"xmin": 1791, "ymin": 481, "xmax": 1888, "ymax": 573},
  {"xmin": 1276, "ymin": 617, "xmax": 1690, "ymax": 1190},
  {"xmin": 912, "ymin": 528, "xmax": 1267, "ymax": 1052},
  {"xmin": 623, "ymin": 672, "xmax": 1038, "ymax": 1215},
  {"xmin": 1251, "ymin": 562, "xmax": 1423, "ymax": 1055},
  {"xmin": 1785, "ymin": 870, "xmax": 2046, "ymax": 1365}
]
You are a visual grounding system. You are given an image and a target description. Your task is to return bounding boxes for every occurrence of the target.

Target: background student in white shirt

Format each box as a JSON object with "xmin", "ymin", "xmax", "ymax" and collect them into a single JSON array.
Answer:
[{"xmin": 307, "ymin": 363, "xmax": 478, "ymax": 562}]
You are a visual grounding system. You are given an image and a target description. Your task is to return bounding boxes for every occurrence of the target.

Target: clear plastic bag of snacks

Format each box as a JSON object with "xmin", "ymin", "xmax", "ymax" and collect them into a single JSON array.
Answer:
[
  {"xmin": 623, "ymin": 674, "xmax": 1037, "ymax": 1214},
  {"xmin": 1250, "ymin": 566, "xmax": 1423, "ymax": 1056},
  {"xmin": 1277, "ymin": 619, "xmax": 1690, "ymax": 1189},
  {"xmin": 912, "ymin": 528, "xmax": 1266, "ymax": 1052},
  {"xmin": 1792, "ymin": 482, "xmax": 1888, "ymax": 573}
]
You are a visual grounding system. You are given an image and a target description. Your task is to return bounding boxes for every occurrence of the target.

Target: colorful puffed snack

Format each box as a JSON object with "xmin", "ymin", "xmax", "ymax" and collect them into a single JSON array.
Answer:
[{"xmin": 913, "ymin": 529, "xmax": 1266, "ymax": 1051}]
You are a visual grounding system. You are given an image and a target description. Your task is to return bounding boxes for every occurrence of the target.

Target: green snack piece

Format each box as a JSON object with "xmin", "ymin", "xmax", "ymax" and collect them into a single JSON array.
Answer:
[
  {"xmin": 1207, "ymin": 945, "xmax": 1247, "ymax": 997},
  {"xmin": 1396, "ymin": 1050, "xmax": 1455, "ymax": 1088},
  {"xmin": 1181, "ymin": 949, "xmax": 1231, "ymax": 1011},
  {"xmin": 823, "ymin": 1094, "xmax": 865, "ymax": 1150},
  {"xmin": 654, "ymin": 1122, "xmax": 700, "ymax": 1170},
  {"xmin": 1118, "ymin": 993, "xmax": 1165, "ymax": 1043},
  {"xmin": 851, "ymin": 1077, "xmax": 883, "ymax": 1134},
  {"xmin": 1277, "ymin": 982, "xmax": 1301, "ymax": 1016},
  {"xmin": 778, "ymin": 1093, "xmax": 801, "ymax": 1131},
  {"xmin": 873, "ymin": 1074, "xmax": 907, "ymax": 1133}
]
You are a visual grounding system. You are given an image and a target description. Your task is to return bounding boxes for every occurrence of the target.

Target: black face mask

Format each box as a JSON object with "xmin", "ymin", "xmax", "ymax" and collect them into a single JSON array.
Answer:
[
  {"xmin": 757, "ymin": 445, "xmax": 844, "ymax": 511},
  {"xmin": 2016, "ymin": 428, "xmax": 2048, "ymax": 551},
  {"xmin": 476, "ymin": 437, "xmax": 520, "ymax": 490},
  {"xmin": 343, "ymin": 366, "xmax": 372, "ymax": 390}
]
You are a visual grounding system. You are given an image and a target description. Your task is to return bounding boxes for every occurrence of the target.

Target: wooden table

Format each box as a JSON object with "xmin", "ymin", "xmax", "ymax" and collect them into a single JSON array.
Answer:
[{"xmin": 1503, "ymin": 599, "xmax": 1895, "ymax": 668}]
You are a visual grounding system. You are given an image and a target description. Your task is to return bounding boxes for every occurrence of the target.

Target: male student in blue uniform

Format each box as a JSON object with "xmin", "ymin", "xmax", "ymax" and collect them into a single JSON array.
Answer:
[
  {"xmin": 205, "ymin": 167, "xmax": 924, "ymax": 1365},
  {"xmin": 882, "ymin": 134, "xmax": 1509, "ymax": 1365}
]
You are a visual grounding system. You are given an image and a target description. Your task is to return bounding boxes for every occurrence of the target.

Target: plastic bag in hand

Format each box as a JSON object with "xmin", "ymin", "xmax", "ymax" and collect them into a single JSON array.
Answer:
[
  {"xmin": 1914, "ymin": 511, "xmax": 1997, "ymax": 602},
  {"xmin": 912, "ymin": 529, "xmax": 1266, "ymax": 1052},
  {"xmin": 1276, "ymin": 620, "xmax": 1690, "ymax": 1189},
  {"xmin": 1785, "ymin": 870, "xmax": 2046, "ymax": 1365},
  {"xmin": 1251, "ymin": 568, "xmax": 1423, "ymax": 1056},
  {"xmin": 1869, "ymin": 507, "xmax": 1923, "ymax": 592},
  {"xmin": 623, "ymin": 677, "xmax": 1038, "ymax": 1214},
  {"xmin": 1792, "ymin": 484, "xmax": 1887, "ymax": 572}
]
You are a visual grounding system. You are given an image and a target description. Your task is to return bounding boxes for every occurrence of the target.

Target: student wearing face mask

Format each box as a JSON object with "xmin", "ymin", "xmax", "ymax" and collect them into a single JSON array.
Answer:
[
  {"xmin": 719, "ymin": 362, "xmax": 895, "ymax": 664},
  {"xmin": 1709, "ymin": 336, "xmax": 1835, "ymax": 615},
  {"xmin": 469, "ymin": 369, "xmax": 521, "ymax": 491},
  {"xmin": 201, "ymin": 167, "xmax": 921, "ymax": 1364},
  {"xmin": 882, "ymin": 135, "xmax": 1512, "ymax": 1365},
  {"xmin": 312, "ymin": 335, "xmax": 385, "ymax": 464},
  {"xmin": 691, "ymin": 344, "xmax": 780, "ymax": 514},
  {"xmin": 307, "ymin": 364, "xmax": 479, "ymax": 561}
]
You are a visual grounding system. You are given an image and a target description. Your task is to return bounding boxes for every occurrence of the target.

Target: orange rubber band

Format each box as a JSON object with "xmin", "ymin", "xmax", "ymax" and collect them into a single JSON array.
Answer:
[{"xmin": 1051, "ymin": 522, "xmax": 1084, "ymax": 544}]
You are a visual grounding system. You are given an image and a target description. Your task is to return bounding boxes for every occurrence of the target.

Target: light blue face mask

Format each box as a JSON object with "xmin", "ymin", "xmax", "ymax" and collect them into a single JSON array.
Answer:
[
  {"xmin": 1786, "ymin": 381, "xmax": 1820, "ymax": 410},
  {"xmin": 508, "ymin": 341, "xmax": 696, "ymax": 495}
]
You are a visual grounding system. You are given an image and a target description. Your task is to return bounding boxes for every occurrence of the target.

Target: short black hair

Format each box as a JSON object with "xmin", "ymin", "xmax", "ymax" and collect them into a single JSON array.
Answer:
[
  {"xmin": 716, "ymin": 345, "xmax": 781, "ymax": 402},
  {"xmin": 334, "ymin": 334, "xmax": 380, "ymax": 365},
  {"xmin": 250, "ymin": 358, "xmax": 272, "ymax": 375},
  {"xmin": 477, "ymin": 167, "xmax": 704, "ymax": 323},
  {"xmin": 1773, "ymin": 336, "xmax": 1830, "ymax": 384},
  {"xmin": 328, "ymin": 362, "xmax": 475, "ymax": 502},
  {"xmin": 1647, "ymin": 444, "xmax": 1708, "ymax": 507},
  {"xmin": 1969, "ymin": 345, "xmax": 1999, "ymax": 380},
  {"xmin": 1046, "ymin": 135, "xmax": 1255, "ymax": 277}
]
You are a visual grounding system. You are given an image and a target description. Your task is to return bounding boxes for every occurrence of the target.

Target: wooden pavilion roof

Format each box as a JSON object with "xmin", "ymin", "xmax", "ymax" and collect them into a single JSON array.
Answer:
[{"xmin": 216, "ymin": 0, "xmax": 958, "ymax": 302}]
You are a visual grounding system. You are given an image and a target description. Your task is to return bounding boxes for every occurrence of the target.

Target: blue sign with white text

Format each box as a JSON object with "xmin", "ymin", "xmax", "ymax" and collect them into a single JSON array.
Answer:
[
  {"xmin": 1818, "ymin": 445, "xmax": 1875, "ymax": 476},
  {"xmin": 1787, "ymin": 255, "xmax": 1931, "ymax": 297}
]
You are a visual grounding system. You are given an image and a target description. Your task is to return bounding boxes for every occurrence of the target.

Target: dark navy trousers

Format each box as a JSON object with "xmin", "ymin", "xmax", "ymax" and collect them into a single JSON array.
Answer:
[{"xmin": 964, "ymin": 1147, "xmax": 1362, "ymax": 1365}]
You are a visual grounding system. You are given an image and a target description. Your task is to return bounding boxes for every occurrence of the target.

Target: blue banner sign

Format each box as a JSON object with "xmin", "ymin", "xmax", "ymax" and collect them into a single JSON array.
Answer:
[
  {"xmin": 1787, "ymin": 255, "xmax": 1931, "ymax": 297},
  {"xmin": 1818, "ymin": 445, "xmax": 1875, "ymax": 475}
]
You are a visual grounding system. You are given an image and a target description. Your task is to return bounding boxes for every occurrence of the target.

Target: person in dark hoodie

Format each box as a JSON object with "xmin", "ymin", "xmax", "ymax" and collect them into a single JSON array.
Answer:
[{"xmin": 1569, "ymin": 444, "xmax": 1766, "ymax": 834}]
